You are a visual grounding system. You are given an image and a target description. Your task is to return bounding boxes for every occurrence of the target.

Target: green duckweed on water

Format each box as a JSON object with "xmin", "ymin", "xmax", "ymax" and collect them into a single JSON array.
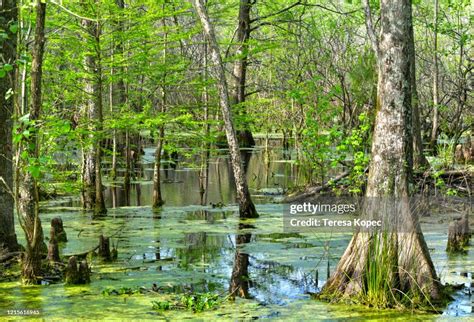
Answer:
[
  {"xmin": 1, "ymin": 150, "xmax": 473, "ymax": 320},
  {"xmin": 1, "ymin": 201, "xmax": 473, "ymax": 320}
]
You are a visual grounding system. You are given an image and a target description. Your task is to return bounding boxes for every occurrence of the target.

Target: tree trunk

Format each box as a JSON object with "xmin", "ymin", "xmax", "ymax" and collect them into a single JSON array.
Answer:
[
  {"xmin": 152, "ymin": 5, "xmax": 168, "ymax": 209},
  {"xmin": 153, "ymin": 126, "xmax": 165, "ymax": 208},
  {"xmin": 18, "ymin": 0, "xmax": 47, "ymax": 284},
  {"xmin": 233, "ymin": 0, "xmax": 255, "ymax": 148},
  {"xmin": 199, "ymin": 35, "xmax": 210, "ymax": 206},
  {"xmin": 192, "ymin": 0, "xmax": 258, "ymax": 218},
  {"xmin": 0, "ymin": 0, "xmax": 20, "ymax": 253},
  {"xmin": 407, "ymin": 6, "xmax": 428, "ymax": 169},
  {"xmin": 430, "ymin": 0, "xmax": 439, "ymax": 151},
  {"xmin": 81, "ymin": 4, "xmax": 107, "ymax": 216},
  {"xmin": 124, "ymin": 130, "xmax": 131, "ymax": 187},
  {"xmin": 321, "ymin": 0, "xmax": 442, "ymax": 307},
  {"xmin": 110, "ymin": 0, "xmax": 127, "ymax": 181}
]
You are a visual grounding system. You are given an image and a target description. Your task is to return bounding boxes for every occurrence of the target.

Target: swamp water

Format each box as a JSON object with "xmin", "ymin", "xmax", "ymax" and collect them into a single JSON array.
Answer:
[{"xmin": 0, "ymin": 147, "xmax": 472, "ymax": 320}]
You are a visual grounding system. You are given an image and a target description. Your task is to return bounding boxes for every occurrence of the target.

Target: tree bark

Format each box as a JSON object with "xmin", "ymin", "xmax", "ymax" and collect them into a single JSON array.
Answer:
[
  {"xmin": 321, "ymin": 0, "xmax": 441, "ymax": 307},
  {"xmin": 233, "ymin": 0, "xmax": 255, "ymax": 148},
  {"xmin": 81, "ymin": 3, "xmax": 107, "ymax": 215},
  {"xmin": 199, "ymin": 38, "xmax": 210, "ymax": 206},
  {"xmin": 18, "ymin": 0, "xmax": 47, "ymax": 284},
  {"xmin": 0, "ymin": 0, "xmax": 20, "ymax": 252},
  {"xmin": 152, "ymin": 4, "xmax": 168, "ymax": 209},
  {"xmin": 407, "ymin": 5, "xmax": 428, "ymax": 169},
  {"xmin": 110, "ymin": 0, "xmax": 127, "ymax": 180},
  {"xmin": 192, "ymin": 0, "xmax": 258, "ymax": 218}
]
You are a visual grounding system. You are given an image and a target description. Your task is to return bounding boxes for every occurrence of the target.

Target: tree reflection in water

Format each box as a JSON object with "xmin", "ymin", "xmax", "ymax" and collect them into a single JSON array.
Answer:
[{"xmin": 229, "ymin": 223, "xmax": 253, "ymax": 299}]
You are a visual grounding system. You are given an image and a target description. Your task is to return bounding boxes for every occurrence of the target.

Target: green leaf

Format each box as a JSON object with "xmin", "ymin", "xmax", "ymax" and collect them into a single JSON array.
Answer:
[
  {"xmin": 3, "ymin": 64, "xmax": 13, "ymax": 72},
  {"xmin": 9, "ymin": 24, "xmax": 18, "ymax": 33},
  {"xmin": 28, "ymin": 165, "xmax": 41, "ymax": 179}
]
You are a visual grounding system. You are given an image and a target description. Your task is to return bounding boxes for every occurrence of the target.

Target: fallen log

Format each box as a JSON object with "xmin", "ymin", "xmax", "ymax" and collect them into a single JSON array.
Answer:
[
  {"xmin": 283, "ymin": 170, "xmax": 351, "ymax": 203},
  {"xmin": 0, "ymin": 251, "xmax": 22, "ymax": 263}
]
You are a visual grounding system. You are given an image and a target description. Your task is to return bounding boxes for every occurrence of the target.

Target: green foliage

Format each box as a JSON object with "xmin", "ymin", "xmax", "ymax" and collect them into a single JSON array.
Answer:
[
  {"xmin": 152, "ymin": 300, "xmax": 171, "ymax": 311},
  {"xmin": 180, "ymin": 292, "xmax": 220, "ymax": 312},
  {"xmin": 300, "ymin": 83, "xmax": 343, "ymax": 184},
  {"xmin": 102, "ymin": 286, "xmax": 143, "ymax": 296},
  {"xmin": 341, "ymin": 112, "xmax": 372, "ymax": 194},
  {"xmin": 151, "ymin": 292, "xmax": 222, "ymax": 313}
]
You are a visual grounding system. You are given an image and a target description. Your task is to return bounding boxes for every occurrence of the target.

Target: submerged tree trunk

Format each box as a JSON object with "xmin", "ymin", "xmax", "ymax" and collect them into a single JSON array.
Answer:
[
  {"xmin": 0, "ymin": 0, "xmax": 20, "ymax": 253},
  {"xmin": 193, "ymin": 0, "xmax": 258, "ymax": 218},
  {"xmin": 18, "ymin": 0, "xmax": 47, "ymax": 284},
  {"xmin": 322, "ymin": 0, "xmax": 441, "ymax": 307},
  {"xmin": 81, "ymin": 4, "xmax": 107, "ymax": 216},
  {"xmin": 233, "ymin": 0, "xmax": 255, "ymax": 148}
]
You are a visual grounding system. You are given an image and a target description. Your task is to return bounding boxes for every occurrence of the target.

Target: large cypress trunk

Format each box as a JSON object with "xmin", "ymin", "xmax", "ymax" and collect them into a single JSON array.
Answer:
[
  {"xmin": 193, "ymin": 0, "xmax": 258, "ymax": 218},
  {"xmin": 0, "ymin": 0, "xmax": 20, "ymax": 253},
  {"xmin": 321, "ymin": 0, "xmax": 442, "ymax": 307},
  {"xmin": 18, "ymin": 0, "xmax": 47, "ymax": 284}
]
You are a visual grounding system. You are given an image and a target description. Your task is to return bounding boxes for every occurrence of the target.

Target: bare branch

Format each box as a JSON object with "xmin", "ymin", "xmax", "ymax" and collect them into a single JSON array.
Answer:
[
  {"xmin": 363, "ymin": 0, "xmax": 379, "ymax": 54},
  {"xmin": 49, "ymin": 0, "xmax": 97, "ymax": 22},
  {"xmin": 250, "ymin": 1, "xmax": 302, "ymax": 23},
  {"xmin": 302, "ymin": 3, "xmax": 361, "ymax": 15}
]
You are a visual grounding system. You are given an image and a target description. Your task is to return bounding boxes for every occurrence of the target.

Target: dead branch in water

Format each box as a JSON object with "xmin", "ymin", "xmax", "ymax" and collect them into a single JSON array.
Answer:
[{"xmin": 284, "ymin": 170, "xmax": 351, "ymax": 202}]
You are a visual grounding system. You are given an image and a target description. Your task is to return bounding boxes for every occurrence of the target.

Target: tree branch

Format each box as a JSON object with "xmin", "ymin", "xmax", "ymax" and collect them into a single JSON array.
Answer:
[
  {"xmin": 250, "ymin": 1, "xmax": 302, "ymax": 23},
  {"xmin": 302, "ymin": 3, "xmax": 360, "ymax": 15},
  {"xmin": 49, "ymin": 0, "xmax": 97, "ymax": 22},
  {"xmin": 363, "ymin": 0, "xmax": 379, "ymax": 54}
]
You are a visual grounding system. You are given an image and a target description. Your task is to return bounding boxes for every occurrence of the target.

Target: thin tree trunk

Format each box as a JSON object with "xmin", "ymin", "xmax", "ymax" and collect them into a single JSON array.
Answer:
[
  {"xmin": 81, "ymin": 3, "xmax": 106, "ymax": 215},
  {"xmin": 153, "ymin": 125, "xmax": 165, "ymax": 208},
  {"xmin": 322, "ymin": 0, "xmax": 441, "ymax": 306},
  {"xmin": 192, "ymin": 0, "xmax": 258, "ymax": 218},
  {"xmin": 94, "ymin": 32, "xmax": 107, "ymax": 215},
  {"xmin": 430, "ymin": 0, "xmax": 439, "ymax": 151},
  {"xmin": 233, "ymin": 0, "xmax": 255, "ymax": 148},
  {"xmin": 153, "ymin": 4, "xmax": 168, "ymax": 209},
  {"xmin": 199, "ymin": 36, "xmax": 210, "ymax": 206},
  {"xmin": 124, "ymin": 130, "xmax": 131, "ymax": 187},
  {"xmin": 408, "ymin": 6, "xmax": 429, "ymax": 169},
  {"xmin": 110, "ymin": 0, "xmax": 126, "ymax": 181},
  {"xmin": 0, "ymin": 0, "xmax": 20, "ymax": 253},
  {"xmin": 109, "ymin": 46, "xmax": 117, "ymax": 180},
  {"xmin": 18, "ymin": 0, "xmax": 47, "ymax": 284}
]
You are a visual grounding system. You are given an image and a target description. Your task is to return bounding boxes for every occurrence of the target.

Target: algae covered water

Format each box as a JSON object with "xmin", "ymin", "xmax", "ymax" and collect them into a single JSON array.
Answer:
[{"xmin": 1, "ymin": 148, "xmax": 472, "ymax": 320}]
